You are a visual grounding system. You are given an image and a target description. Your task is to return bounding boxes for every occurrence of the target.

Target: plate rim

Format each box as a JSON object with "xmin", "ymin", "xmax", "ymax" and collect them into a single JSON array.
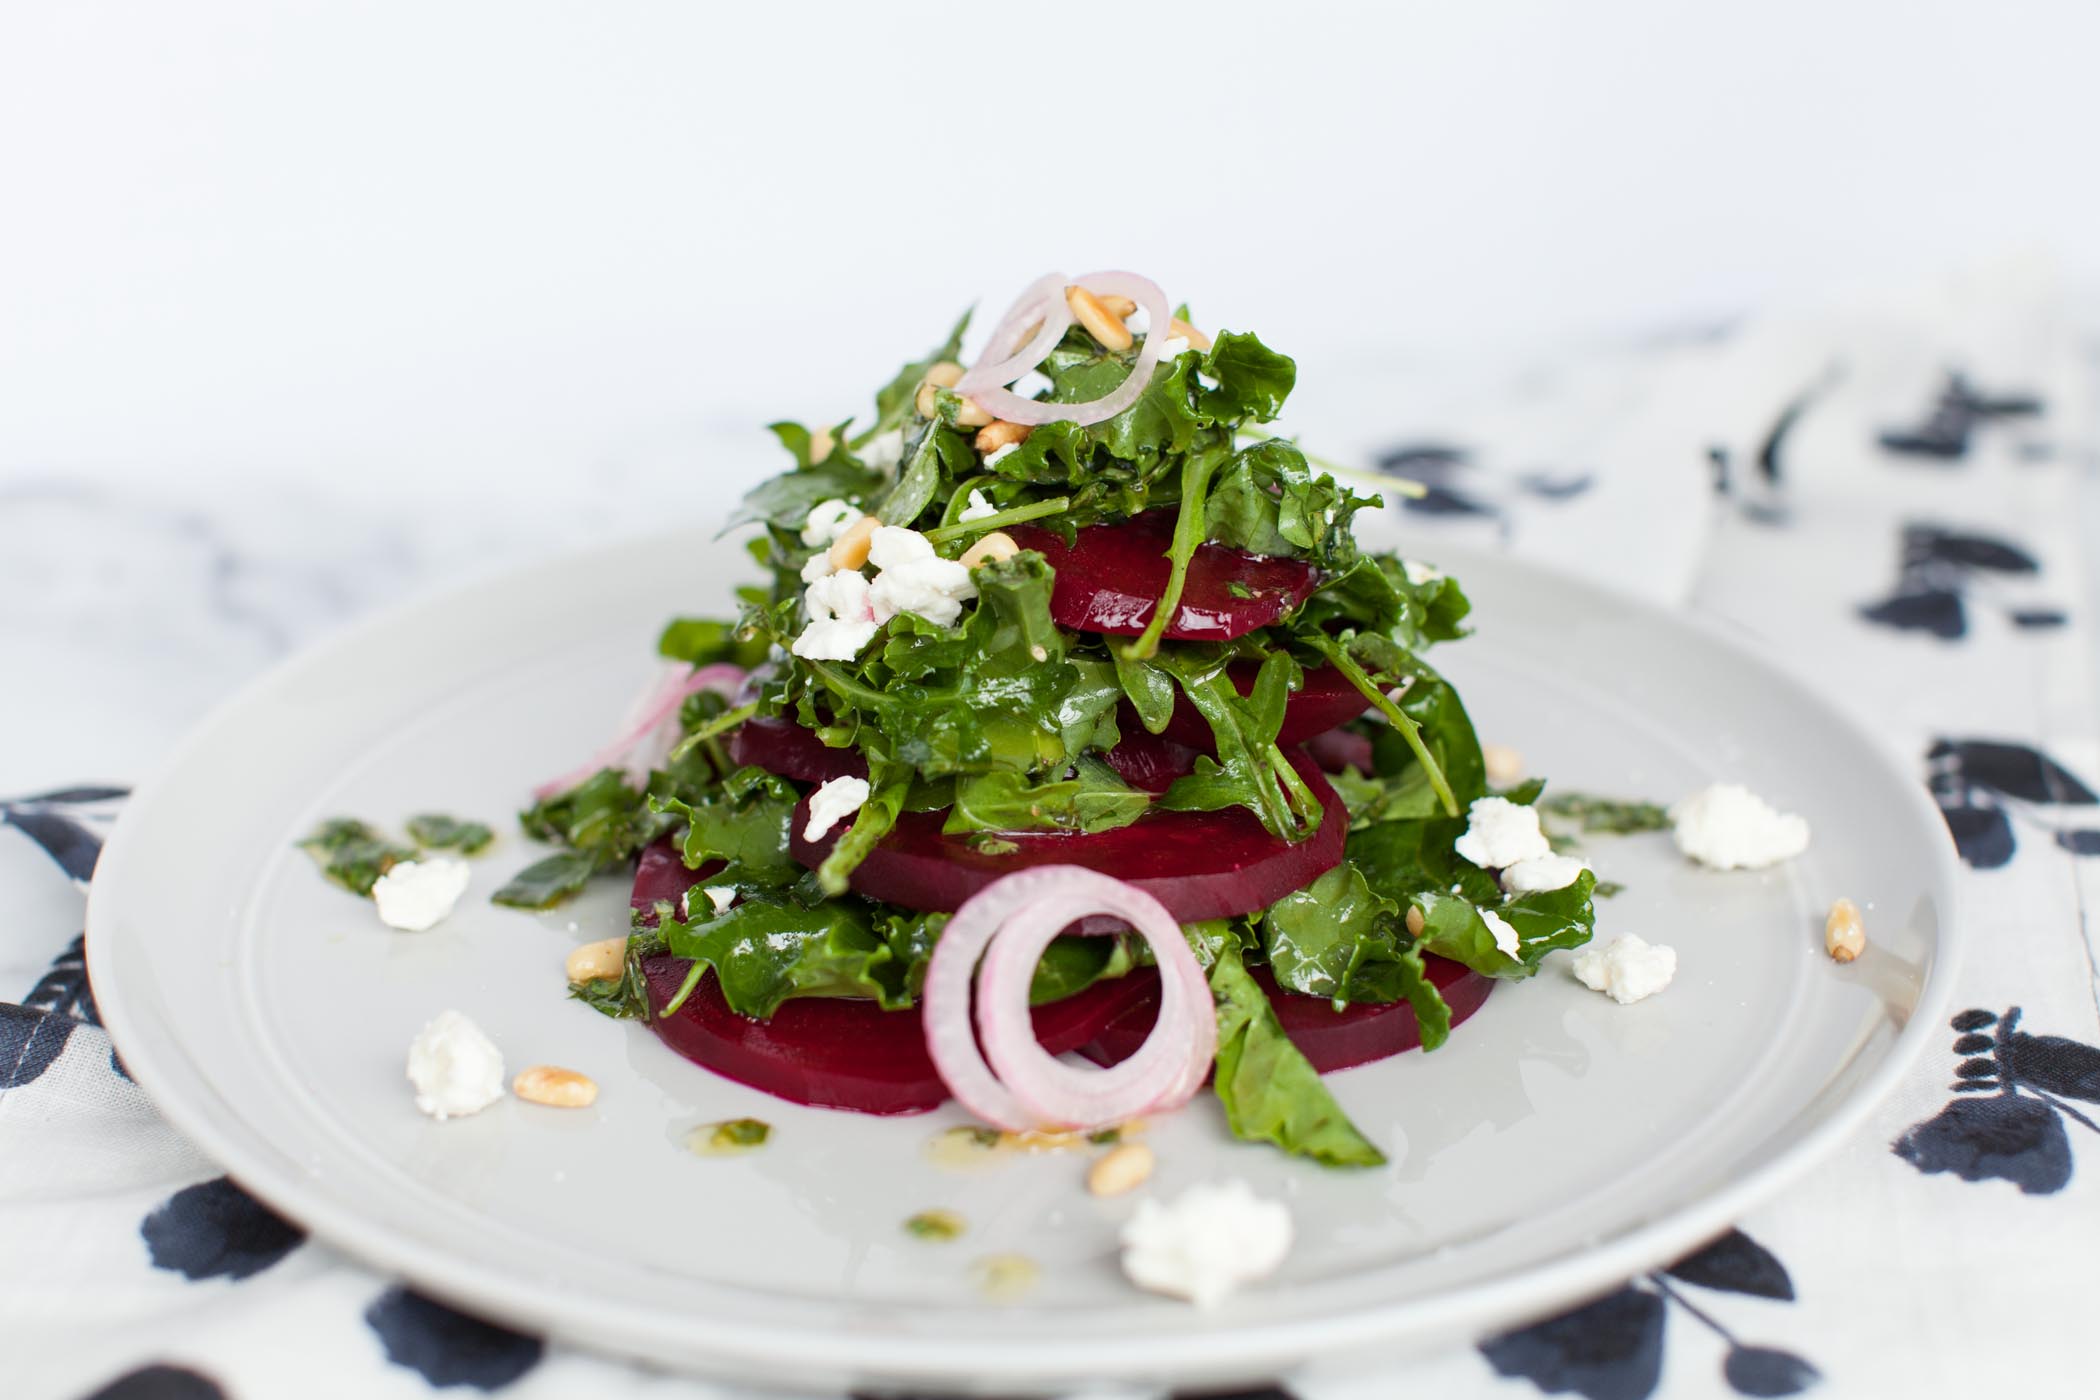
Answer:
[{"xmin": 86, "ymin": 528, "xmax": 1965, "ymax": 1390}]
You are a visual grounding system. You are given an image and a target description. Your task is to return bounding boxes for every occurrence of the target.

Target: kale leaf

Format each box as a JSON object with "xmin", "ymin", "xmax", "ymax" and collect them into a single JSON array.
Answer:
[
  {"xmin": 405, "ymin": 813, "xmax": 494, "ymax": 855},
  {"xmin": 297, "ymin": 818, "xmax": 416, "ymax": 897},
  {"xmin": 1210, "ymin": 944, "xmax": 1386, "ymax": 1167}
]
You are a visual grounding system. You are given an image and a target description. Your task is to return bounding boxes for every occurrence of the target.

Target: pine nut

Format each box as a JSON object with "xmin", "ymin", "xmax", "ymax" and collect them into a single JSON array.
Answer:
[
  {"xmin": 1405, "ymin": 905, "xmax": 1426, "ymax": 937},
  {"xmin": 1094, "ymin": 293, "xmax": 1137, "ymax": 319},
  {"xmin": 1067, "ymin": 286, "xmax": 1134, "ymax": 353},
  {"xmin": 513, "ymin": 1065, "xmax": 598, "ymax": 1108},
  {"xmin": 564, "ymin": 937, "xmax": 626, "ymax": 983},
  {"xmin": 1086, "ymin": 1141, "xmax": 1155, "ymax": 1196},
  {"xmin": 1482, "ymin": 744, "xmax": 1524, "ymax": 788},
  {"xmin": 1825, "ymin": 898, "xmax": 1866, "ymax": 963},
  {"xmin": 953, "ymin": 395, "xmax": 994, "ymax": 428},
  {"xmin": 915, "ymin": 361, "xmax": 965, "ymax": 418},
  {"xmin": 808, "ymin": 427, "xmax": 835, "ymax": 463},
  {"xmin": 975, "ymin": 420, "xmax": 1033, "ymax": 454},
  {"xmin": 961, "ymin": 532, "xmax": 1020, "ymax": 569},
  {"xmin": 828, "ymin": 514, "xmax": 880, "ymax": 571},
  {"xmin": 1169, "ymin": 317, "xmax": 1212, "ymax": 351}
]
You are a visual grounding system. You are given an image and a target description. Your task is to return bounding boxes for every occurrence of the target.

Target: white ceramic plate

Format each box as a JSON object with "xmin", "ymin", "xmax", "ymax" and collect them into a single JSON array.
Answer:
[{"xmin": 88, "ymin": 526, "xmax": 1960, "ymax": 1394}]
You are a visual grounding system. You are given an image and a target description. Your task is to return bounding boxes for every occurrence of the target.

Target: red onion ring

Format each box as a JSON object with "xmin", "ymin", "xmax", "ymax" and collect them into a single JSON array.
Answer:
[
  {"xmin": 921, "ymin": 865, "xmax": 1217, "ymax": 1132},
  {"xmin": 532, "ymin": 662, "xmax": 745, "ymax": 801},
  {"xmin": 958, "ymin": 270, "xmax": 1175, "ymax": 428},
  {"xmin": 955, "ymin": 271, "xmax": 1071, "ymax": 396}
]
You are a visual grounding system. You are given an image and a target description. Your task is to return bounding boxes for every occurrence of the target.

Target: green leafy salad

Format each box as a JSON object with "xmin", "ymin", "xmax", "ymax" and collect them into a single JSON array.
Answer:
[{"xmin": 514, "ymin": 272, "xmax": 1599, "ymax": 1168}]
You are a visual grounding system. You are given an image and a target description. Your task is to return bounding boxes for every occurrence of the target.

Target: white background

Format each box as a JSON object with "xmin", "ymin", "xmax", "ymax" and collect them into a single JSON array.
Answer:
[{"xmin": 3, "ymin": 0, "xmax": 2097, "ymax": 492}]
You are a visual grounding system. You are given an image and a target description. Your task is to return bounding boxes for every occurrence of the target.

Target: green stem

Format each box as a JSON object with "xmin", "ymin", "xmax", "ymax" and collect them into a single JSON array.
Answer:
[
  {"xmin": 1311, "ymin": 636, "xmax": 1458, "ymax": 817},
  {"xmin": 803, "ymin": 660, "xmax": 891, "ymax": 709},
  {"xmin": 1122, "ymin": 452, "xmax": 1224, "ymax": 662},
  {"xmin": 1265, "ymin": 745, "xmax": 1323, "ymax": 834},
  {"xmin": 1236, "ymin": 425, "xmax": 1427, "ymax": 499},
  {"xmin": 923, "ymin": 495, "xmax": 1072, "ymax": 545},
  {"xmin": 667, "ymin": 701, "xmax": 759, "ymax": 764},
  {"xmin": 661, "ymin": 959, "xmax": 708, "ymax": 1018}
]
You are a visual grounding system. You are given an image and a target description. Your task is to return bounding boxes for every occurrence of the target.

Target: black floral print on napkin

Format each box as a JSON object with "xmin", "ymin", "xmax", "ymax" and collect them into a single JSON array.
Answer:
[
  {"xmin": 142, "ymin": 1176, "xmax": 306, "ymax": 1281},
  {"xmin": 80, "ymin": 1363, "xmax": 229, "ymax": 1400},
  {"xmin": 365, "ymin": 1286, "xmax": 545, "ymax": 1392},
  {"xmin": 1374, "ymin": 442, "xmax": 1593, "ymax": 524},
  {"xmin": 1857, "ymin": 524, "xmax": 2062, "ymax": 640},
  {"xmin": 1481, "ymin": 1229, "xmax": 1818, "ymax": 1399},
  {"xmin": 1879, "ymin": 372, "xmax": 2043, "ymax": 461},
  {"xmin": 1927, "ymin": 738, "xmax": 2099, "ymax": 868},
  {"xmin": 1895, "ymin": 1008, "xmax": 2100, "ymax": 1196}
]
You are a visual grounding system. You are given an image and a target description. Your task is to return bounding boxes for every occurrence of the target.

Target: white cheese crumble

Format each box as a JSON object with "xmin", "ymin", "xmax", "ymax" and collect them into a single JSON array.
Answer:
[
  {"xmin": 982, "ymin": 442, "xmax": 1020, "ymax": 469},
  {"xmin": 405, "ymin": 1009, "xmax": 505, "ymax": 1120},
  {"xmin": 1500, "ymin": 853, "xmax": 1588, "ymax": 895},
  {"xmin": 800, "ymin": 552, "xmax": 836, "ymax": 584},
  {"xmin": 1154, "ymin": 334, "xmax": 1191, "ymax": 359},
  {"xmin": 702, "ymin": 885, "xmax": 737, "ymax": 915},
  {"xmin": 1671, "ymin": 783, "xmax": 1810, "ymax": 870},
  {"xmin": 1454, "ymin": 796, "xmax": 1552, "ymax": 870},
  {"xmin": 1120, "ymin": 1180, "xmax": 1293, "ymax": 1307},
  {"xmin": 859, "ymin": 428, "xmax": 905, "ymax": 473},
  {"xmin": 1480, "ymin": 907, "xmax": 1523, "ymax": 960},
  {"xmin": 1572, "ymin": 934, "xmax": 1678, "ymax": 1004},
  {"xmin": 1403, "ymin": 559, "xmax": 1443, "ymax": 586},
  {"xmin": 803, "ymin": 775, "xmax": 871, "ymax": 842},
  {"xmin": 867, "ymin": 526, "xmax": 977, "ymax": 628},
  {"xmin": 371, "ymin": 858, "xmax": 472, "ymax": 932},
  {"xmin": 800, "ymin": 497, "xmax": 860, "ymax": 548},
  {"xmin": 792, "ymin": 568, "xmax": 881, "ymax": 660},
  {"xmin": 959, "ymin": 488, "xmax": 999, "ymax": 521}
]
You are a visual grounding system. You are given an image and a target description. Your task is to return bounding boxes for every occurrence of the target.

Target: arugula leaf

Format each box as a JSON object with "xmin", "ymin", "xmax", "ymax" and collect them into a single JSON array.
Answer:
[
  {"xmin": 1539, "ymin": 791, "xmax": 1671, "ymax": 835},
  {"xmin": 298, "ymin": 818, "xmax": 415, "ymax": 896},
  {"xmin": 658, "ymin": 767, "xmax": 802, "ymax": 892},
  {"xmin": 1205, "ymin": 438, "xmax": 1378, "ymax": 565},
  {"xmin": 1153, "ymin": 650, "xmax": 1322, "ymax": 839},
  {"xmin": 657, "ymin": 617, "xmax": 770, "ymax": 670},
  {"xmin": 1258, "ymin": 864, "xmax": 1451, "ymax": 1045},
  {"xmin": 492, "ymin": 850, "xmax": 599, "ymax": 909},
  {"xmin": 1112, "ymin": 650, "xmax": 1177, "ymax": 735},
  {"xmin": 1210, "ymin": 944, "xmax": 1386, "ymax": 1167},
  {"xmin": 1198, "ymin": 330, "xmax": 1296, "ymax": 423},
  {"xmin": 405, "ymin": 813, "xmax": 494, "ymax": 855},
  {"xmin": 880, "ymin": 419, "xmax": 975, "ymax": 528},
  {"xmin": 815, "ymin": 770, "xmax": 909, "ymax": 896},
  {"xmin": 567, "ymin": 929, "xmax": 664, "ymax": 1020},
  {"xmin": 943, "ymin": 758, "xmax": 1151, "ymax": 836},
  {"xmin": 661, "ymin": 894, "xmax": 908, "ymax": 1017},
  {"xmin": 733, "ymin": 457, "xmax": 886, "ymax": 532}
]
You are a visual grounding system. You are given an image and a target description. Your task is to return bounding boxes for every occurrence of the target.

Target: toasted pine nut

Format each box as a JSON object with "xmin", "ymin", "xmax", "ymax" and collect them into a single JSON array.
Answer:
[
  {"xmin": 1825, "ymin": 898, "xmax": 1866, "ymax": 963},
  {"xmin": 808, "ymin": 427, "xmax": 835, "ymax": 463},
  {"xmin": 975, "ymin": 420, "xmax": 1033, "ymax": 454},
  {"xmin": 564, "ymin": 937, "xmax": 626, "ymax": 984},
  {"xmin": 1482, "ymin": 744, "xmax": 1524, "ymax": 788},
  {"xmin": 1067, "ymin": 286, "xmax": 1134, "ymax": 353},
  {"xmin": 961, "ymin": 532, "xmax": 1020, "ymax": 569},
  {"xmin": 1094, "ymin": 293, "xmax": 1137, "ymax": 319},
  {"xmin": 828, "ymin": 514, "xmax": 880, "ymax": 571},
  {"xmin": 915, "ymin": 360, "xmax": 965, "ymax": 418},
  {"xmin": 1086, "ymin": 1141, "xmax": 1155, "ymax": 1197},
  {"xmin": 1405, "ymin": 905, "xmax": 1426, "ymax": 937},
  {"xmin": 953, "ymin": 395, "xmax": 994, "ymax": 428},
  {"xmin": 1169, "ymin": 316, "xmax": 1212, "ymax": 351},
  {"xmin": 513, "ymin": 1065, "xmax": 598, "ymax": 1108}
]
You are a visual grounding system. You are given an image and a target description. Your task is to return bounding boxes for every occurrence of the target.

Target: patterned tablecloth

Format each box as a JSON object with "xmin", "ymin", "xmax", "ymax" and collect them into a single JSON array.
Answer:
[{"xmin": 5, "ymin": 266, "xmax": 2096, "ymax": 1399}]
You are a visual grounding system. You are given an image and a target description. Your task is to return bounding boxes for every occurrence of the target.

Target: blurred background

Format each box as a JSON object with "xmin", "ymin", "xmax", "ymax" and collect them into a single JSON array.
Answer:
[{"xmin": 3, "ymin": 1, "xmax": 2097, "ymax": 782}]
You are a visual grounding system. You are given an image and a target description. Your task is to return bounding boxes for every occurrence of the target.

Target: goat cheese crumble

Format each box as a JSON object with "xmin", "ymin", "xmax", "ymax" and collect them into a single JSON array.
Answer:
[
  {"xmin": 804, "ymin": 775, "xmax": 871, "ymax": 841},
  {"xmin": 405, "ymin": 1009, "xmax": 505, "ymax": 1120},
  {"xmin": 1155, "ymin": 334, "xmax": 1192, "ymax": 359},
  {"xmin": 1500, "ymin": 853, "xmax": 1588, "ymax": 895},
  {"xmin": 983, "ymin": 443, "xmax": 1020, "ymax": 468},
  {"xmin": 1454, "ymin": 796, "xmax": 1552, "ymax": 870},
  {"xmin": 1572, "ymin": 934, "xmax": 1677, "ymax": 1004},
  {"xmin": 1120, "ymin": 1180, "xmax": 1293, "ymax": 1307},
  {"xmin": 1480, "ymin": 907, "xmax": 1523, "ymax": 960},
  {"xmin": 800, "ymin": 498, "xmax": 860, "ymax": 548},
  {"xmin": 959, "ymin": 488, "xmax": 999, "ymax": 521},
  {"xmin": 1671, "ymin": 783, "xmax": 1810, "ymax": 870},
  {"xmin": 867, "ymin": 526, "xmax": 977, "ymax": 627},
  {"xmin": 1403, "ymin": 559, "xmax": 1443, "ymax": 586},
  {"xmin": 792, "ymin": 568, "xmax": 881, "ymax": 660},
  {"xmin": 371, "ymin": 858, "xmax": 472, "ymax": 932},
  {"xmin": 701, "ymin": 885, "xmax": 737, "ymax": 915},
  {"xmin": 859, "ymin": 428, "xmax": 905, "ymax": 473}
]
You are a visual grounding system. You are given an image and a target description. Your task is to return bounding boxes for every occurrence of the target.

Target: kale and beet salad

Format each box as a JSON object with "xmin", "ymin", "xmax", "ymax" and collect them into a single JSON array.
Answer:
[{"xmin": 512, "ymin": 271, "xmax": 1598, "ymax": 1167}]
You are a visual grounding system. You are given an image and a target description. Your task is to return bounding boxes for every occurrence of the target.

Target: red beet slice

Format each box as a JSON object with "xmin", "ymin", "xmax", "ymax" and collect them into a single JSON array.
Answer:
[
  {"xmin": 790, "ymin": 751, "xmax": 1346, "ymax": 922},
  {"xmin": 632, "ymin": 838, "xmax": 710, "ymax": 918},
  {"xmin": 1145, "ymin": 662, "xmax": 1368, "ymax": 751},
  {"xmin": 639, "ymin": 954, "xmax": 1158, "ymax": 1115},
  {"xmin": 1305, "ymin": 725, "xmax": 1375, "ymax": 776},
  {"xmin": 1099, "ymin": 728, "xmax": 1203, "ymax": 794},
  {"xmin": 1009, "ymin": 512, "xmax": 1320, "ymax": 641},
  {"xmin": 1079, "ymin": 959, "xmax": 1492, "ymax": 1075},
  {"xmin": 727, "ymin": 715, "xmax": 867, "ymax": 785}
]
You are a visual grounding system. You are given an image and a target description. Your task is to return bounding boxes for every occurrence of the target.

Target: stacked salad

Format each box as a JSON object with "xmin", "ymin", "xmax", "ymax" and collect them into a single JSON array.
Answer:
[{"xmin": 519, "ymin": 271, "xmax": 1599, "ymax": 1168}]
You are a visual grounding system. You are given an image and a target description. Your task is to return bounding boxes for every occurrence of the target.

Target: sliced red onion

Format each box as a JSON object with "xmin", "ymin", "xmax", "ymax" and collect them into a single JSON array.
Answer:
[
  {"xmin": 532, "ymin": 662, "xmax": 745, "ymax": 801},
  {"xmin": 956, "ymin": 272, "xmax": 1071, "ymax": 395},
  {"xmin": 957, "ymin": 270, "xmax": 1174, "ymax": 428},
  {"xmin": 921, "ymin": 865, "xmax": 1217, "ymax": 1133}
]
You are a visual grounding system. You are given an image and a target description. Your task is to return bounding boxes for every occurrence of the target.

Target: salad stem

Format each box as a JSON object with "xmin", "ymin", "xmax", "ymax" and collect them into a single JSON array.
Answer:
[
  {"xmin": 668, "ymin": 700, "xmax": 760, "ymax": 764},
  {"xmin": 1309, "ymin": 636, "xmax": 1459, "ymax": 817},
  {"xmin": 1121, "ymin": 451, "xmax": 1225, "ymax": 662},
  {"xmin": 923, "ymin": 495, "xmax": 1072, "ymax": 545}
]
